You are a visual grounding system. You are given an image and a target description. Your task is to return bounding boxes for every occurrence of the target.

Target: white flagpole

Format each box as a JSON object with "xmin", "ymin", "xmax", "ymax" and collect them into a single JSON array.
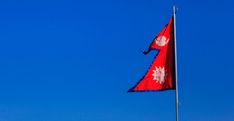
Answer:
[{"xmin": 173, "ymin": 5, "xmax": 179, "ymax": 121}]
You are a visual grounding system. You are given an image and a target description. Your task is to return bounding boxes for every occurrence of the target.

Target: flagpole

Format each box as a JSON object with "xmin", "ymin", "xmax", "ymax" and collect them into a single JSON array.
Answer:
[{"xmin": 173, "ymin": 5, "xmax": 179, "ymax": 121}]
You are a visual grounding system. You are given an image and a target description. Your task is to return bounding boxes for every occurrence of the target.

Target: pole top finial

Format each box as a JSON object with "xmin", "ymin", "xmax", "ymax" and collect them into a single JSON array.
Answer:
[{"xmin": 173, "ymin": 5, "xmax": 178, "ymax": 14}]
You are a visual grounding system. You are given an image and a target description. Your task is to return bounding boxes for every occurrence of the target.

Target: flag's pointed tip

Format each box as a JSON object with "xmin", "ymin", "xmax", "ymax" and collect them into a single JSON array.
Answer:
[
  {"xmin": 143, "ymin": 51, "xmax": 148, "ymax": 55},
  {"xmin": 127, "ymin": 90, "xmax": 133, "ymax": 93},
  {"xmin": 127, "ymin": 87, "xmax": 135, "ymax": 92}
]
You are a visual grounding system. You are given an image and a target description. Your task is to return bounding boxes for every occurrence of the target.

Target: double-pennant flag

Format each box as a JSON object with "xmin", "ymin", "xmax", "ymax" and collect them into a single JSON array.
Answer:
[
  {"xmin": 128, "ymin": 17, "xmax": 176, "ymax": 92},
  {"xmin": 128, "ymin": 6, "xmax": 179, "ymax": 121}
]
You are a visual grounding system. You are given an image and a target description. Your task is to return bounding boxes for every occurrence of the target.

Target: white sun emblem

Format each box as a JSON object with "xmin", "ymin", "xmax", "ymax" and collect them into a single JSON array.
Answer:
[
  {"xmin": 155, "ymin": 36, "xmax": 169, "ymax": 46},
  {"xmin": 152, "ymin": 66, "xmax": 167, "ymax": 84}
]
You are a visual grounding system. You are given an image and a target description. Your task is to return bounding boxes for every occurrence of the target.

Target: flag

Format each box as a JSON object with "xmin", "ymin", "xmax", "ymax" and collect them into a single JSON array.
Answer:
[{"xmin": 129, "ymin": 17, "xmax": 176, "ymax": 92}]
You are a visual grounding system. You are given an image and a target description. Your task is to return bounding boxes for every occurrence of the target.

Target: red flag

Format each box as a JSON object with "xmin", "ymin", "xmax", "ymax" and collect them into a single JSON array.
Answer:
[{"xmin": 129, "ymin": 17, "xmax": 176, "ymax": 92}]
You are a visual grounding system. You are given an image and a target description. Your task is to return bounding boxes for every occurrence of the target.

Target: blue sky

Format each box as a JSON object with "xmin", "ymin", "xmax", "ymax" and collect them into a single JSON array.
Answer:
[{"xmin": 0, "ymin": 0, "xmax": 234, "ymax": 121}]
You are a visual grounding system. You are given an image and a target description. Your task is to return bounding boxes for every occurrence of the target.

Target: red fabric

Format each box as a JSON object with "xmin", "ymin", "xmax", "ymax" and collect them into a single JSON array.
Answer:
[{"xmin": 129, "ymin": 17, "xmax": 176, "ymax": 91}]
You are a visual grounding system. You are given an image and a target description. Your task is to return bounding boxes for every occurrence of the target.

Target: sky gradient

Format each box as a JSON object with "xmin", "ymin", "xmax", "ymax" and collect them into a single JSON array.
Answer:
[{"xmin": 0, "ymin": 0, "xmax": 234, "ymax": 121}]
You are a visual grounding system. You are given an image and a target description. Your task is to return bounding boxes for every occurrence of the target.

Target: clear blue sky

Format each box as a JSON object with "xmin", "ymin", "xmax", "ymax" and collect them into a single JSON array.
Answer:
[{"xmin": 0, "ymin": 0, "xmax": 234, "ymax": 121}]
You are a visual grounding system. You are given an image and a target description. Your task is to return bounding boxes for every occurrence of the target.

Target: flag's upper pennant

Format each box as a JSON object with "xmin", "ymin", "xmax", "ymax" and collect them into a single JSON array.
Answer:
[{"xmin": 129, "ymin": 17, "xmax": 176, "ymax": 92}]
